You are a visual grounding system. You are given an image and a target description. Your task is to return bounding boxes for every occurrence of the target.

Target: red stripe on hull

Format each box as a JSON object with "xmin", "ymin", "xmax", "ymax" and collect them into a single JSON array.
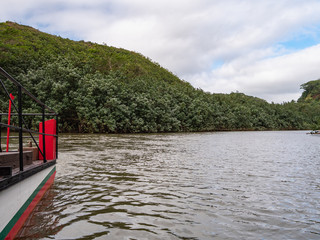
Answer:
[{"xmin": 5, "ymin": 171, "xmax": 56, "ymax": 240}]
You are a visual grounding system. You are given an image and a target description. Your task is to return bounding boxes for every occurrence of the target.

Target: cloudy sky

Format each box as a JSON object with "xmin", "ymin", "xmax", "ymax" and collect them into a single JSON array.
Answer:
[{"xmin": 2, "ymin": 0, "xmax": 320, "ymax": 103}]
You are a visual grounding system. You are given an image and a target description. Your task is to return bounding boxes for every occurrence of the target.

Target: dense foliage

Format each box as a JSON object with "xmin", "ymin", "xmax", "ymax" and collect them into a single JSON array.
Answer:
[{"xmin": 1, "ymin": 21, "xmax": 320, "ymax": 133}]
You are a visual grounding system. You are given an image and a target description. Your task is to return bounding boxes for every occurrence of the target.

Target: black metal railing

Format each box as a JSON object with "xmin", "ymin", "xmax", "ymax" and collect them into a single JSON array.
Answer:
[{"xmin": 0, "ymin": 67, "xmax": 58, "ymax": 172}]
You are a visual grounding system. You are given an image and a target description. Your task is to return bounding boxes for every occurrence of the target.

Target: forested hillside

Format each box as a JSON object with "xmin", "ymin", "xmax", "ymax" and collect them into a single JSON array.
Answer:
[
  {"xmin": 299, "ymin": 79, "xmax": 320, "ymax": 102},
  {"xmin": 1, "ymin": 21, "xmax": 319, "ymax": 133}
]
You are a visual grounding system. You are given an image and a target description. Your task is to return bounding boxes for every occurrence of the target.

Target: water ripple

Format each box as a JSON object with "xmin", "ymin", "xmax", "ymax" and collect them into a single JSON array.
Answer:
[{"xmin": 16, "ymin": 131, "xmax": 320, "ymax": 240}]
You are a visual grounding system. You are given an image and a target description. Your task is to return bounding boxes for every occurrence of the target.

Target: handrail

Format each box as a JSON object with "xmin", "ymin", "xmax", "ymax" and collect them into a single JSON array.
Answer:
[
  {"xmin": 0, "ymin": 67, "xmax": 56, "ymax": 113},
  {"xmin": 0, "ymin": 136, "xmax": 40, "ymax": 139},
  {"xmin": 0, "ymin": 113, "xmax": 57, "ymax": 116},
  {"xmin": 0, "ymin": 67, "xmax": 58, "ymax": 172},
  {"xmin": 0, "ymin": 122, "xmax": 58, "ymax": 137}
]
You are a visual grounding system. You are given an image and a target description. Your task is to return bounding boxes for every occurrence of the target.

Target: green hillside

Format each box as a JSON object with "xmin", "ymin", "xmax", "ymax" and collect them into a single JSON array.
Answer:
[
  {"xmin": 0, "ymin": 21, "xmax": 319, "ymax": 133},
  {"xmin": 299, "ymin": 79, "xmax": 320, "ymax": 102},
  {"xmin": 0, "ymin": 21, "xmax": 183, "ymax": 85}
]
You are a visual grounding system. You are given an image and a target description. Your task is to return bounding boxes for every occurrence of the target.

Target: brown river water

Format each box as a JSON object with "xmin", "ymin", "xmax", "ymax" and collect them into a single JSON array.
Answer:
[{"xmin": 16, "ymin": 131, "xmax": 319, "ymax": 239}]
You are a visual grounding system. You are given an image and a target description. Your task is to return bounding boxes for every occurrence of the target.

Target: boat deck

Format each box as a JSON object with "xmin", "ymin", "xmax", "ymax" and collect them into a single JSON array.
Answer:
[{"xmin": 0, "ymin": 151, "xmax": 56, "ymax": 191}]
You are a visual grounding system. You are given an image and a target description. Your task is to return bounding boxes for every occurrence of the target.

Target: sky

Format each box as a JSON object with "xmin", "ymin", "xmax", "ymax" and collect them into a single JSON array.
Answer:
[{"xmin": 2, "ymin": 0, "xmax": 320, "ymax": 103}]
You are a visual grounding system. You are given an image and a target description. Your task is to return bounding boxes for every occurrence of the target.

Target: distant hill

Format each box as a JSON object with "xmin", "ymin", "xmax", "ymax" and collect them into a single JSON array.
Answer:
[
  {"xmin": 0, "ymin": 21, "xmax": 184, "ymax": 86},
  {"xmin": 0, "ymin": 21, "xmax": 319, "ymax": 133},
  {"xmin": 299, "ymin": 79, "xmax": 320, "ymax": 102}
]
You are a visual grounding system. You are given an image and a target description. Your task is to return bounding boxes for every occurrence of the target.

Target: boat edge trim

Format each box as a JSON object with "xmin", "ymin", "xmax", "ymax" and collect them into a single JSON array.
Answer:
[{"xmin": 0, "ymin": 166, "xmax": 56, "ymax": 239}]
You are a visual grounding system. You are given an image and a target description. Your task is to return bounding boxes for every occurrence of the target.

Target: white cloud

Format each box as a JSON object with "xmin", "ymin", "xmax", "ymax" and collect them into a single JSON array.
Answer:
[
  {"xmin": 2, "ymin": 0, "xmax": 320, "ymax": 102},
  {"xmin": 190, "ymin": 44, "xmax": 320, "ymax": 102}
]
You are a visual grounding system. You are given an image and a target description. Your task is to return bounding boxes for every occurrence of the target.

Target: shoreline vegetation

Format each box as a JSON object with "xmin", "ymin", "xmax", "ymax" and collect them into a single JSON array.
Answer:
[{"xmin": 1, "ymin": 21, "xmax": 320, "ymax": 134}]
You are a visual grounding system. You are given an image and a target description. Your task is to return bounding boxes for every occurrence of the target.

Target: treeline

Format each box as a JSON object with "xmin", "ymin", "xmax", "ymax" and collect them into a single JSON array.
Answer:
[
  {"xmin": 3, "ymin": 58, "xmax": 320, "ymax": 133},
  {"xmin": 0, "ymin": 21, "xmax": 320, "ymax": 133}
]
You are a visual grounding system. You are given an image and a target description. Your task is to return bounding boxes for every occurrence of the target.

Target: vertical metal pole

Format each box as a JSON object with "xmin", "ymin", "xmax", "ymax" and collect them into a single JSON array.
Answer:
[
  {"xmin": 18, "ymin": 86, "xmax": 23, "ymax": 171},
  {"xmin": 55, "ymin": 114, "xmax": 58, "ymax": 159},
  {"xmin": 42, "ymin": 106, "xmax": 46, "ymax": 163}
]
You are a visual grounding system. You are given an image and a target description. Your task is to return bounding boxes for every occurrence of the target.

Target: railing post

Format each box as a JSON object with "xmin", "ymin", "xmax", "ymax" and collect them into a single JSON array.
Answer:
[
  {"xmin": 42, "ymin": 106, "xmax": 46, "ymax": 163},
  {"xmin": 18, "ymin": 86, "xmax": 23, "ymax": 171}
]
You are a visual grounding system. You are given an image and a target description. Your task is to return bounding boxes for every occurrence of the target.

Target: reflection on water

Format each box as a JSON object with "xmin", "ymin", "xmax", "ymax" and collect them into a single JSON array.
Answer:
[{"xmin": 17, "ymin": 131, "xmax": 320, "ymax": 239}]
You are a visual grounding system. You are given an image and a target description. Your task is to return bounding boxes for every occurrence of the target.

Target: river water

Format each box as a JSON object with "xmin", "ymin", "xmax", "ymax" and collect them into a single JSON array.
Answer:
[{"xmin": 17, "ymin": 131, "xmax": 319, "ymax": 239}]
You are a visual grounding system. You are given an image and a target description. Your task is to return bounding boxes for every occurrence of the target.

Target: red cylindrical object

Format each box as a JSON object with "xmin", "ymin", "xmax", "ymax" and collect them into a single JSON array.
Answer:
[{"xmin": 39, "ymin": 119, "xmax": 56, "ymax": 160}]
